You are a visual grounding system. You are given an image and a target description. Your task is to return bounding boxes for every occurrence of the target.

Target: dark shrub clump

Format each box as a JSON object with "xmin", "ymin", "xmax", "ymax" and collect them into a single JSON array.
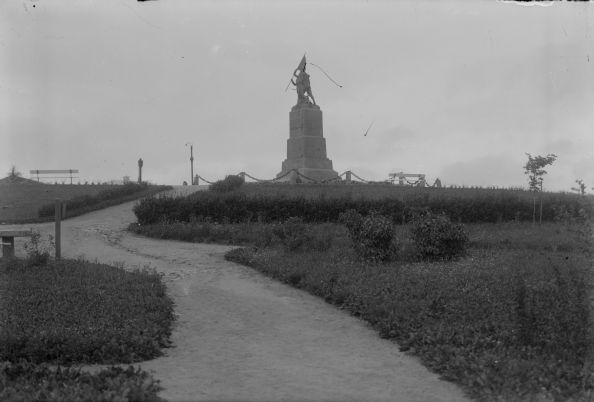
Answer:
[
  {"xmin": 339, "ymin": 210, "xmax": 398, "ymax": 262},
  {"xmin": 209, "ymin": 175, "xmax": 245, "ymax": 193},
  {"xmin": 410, "ymin": 211, "xmax": 469, "ymax": 259}
]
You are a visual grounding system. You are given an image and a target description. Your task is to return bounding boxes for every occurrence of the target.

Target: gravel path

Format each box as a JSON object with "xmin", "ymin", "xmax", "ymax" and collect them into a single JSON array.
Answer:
[{"xmin": 2, "ymin": 186, "xmax": 469, "ymax": 402}]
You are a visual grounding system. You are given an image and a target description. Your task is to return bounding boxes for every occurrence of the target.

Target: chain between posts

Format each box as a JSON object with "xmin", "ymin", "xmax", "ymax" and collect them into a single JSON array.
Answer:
[{"xmin": 194, "ymin": 170, "xmax": 409, "ymax": 185}]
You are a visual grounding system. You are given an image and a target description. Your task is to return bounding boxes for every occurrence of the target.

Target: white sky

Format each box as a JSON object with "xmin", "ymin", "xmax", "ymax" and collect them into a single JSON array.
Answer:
[{"xmin": 1, "ymin": 0, "xmax": 593, "ymax": 190}]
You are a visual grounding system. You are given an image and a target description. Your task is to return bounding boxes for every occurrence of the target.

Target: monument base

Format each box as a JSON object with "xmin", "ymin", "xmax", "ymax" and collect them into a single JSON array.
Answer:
[
  {"xmin": 276, "ymin": 102, "xmax": 339, "ymax": 183},
  {"xmin": 276, "ymin": 167, "xmax": 339, "ymax": 183}
]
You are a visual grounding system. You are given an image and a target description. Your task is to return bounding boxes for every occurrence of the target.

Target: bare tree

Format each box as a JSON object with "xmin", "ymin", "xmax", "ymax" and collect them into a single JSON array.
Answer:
[
  {"xmin": 523, "ymin": 153, "xmax": 557, "ymax": 224},
  {"xmin": 571, "ymin": 179, "xmax": 587, "ymax": 196},
  {"xmin": 7, "ymin": 165, "xmax": 22, "ymax": 178}
]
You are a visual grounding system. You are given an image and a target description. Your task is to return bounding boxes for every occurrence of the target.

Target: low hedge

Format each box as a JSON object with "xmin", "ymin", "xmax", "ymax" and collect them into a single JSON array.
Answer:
[
  {"xmin": 133, "ymin": 190, "xmax": 591, "ymax": 225},
  {"xmin": 38, "ymin": 183, "xmax": 171, "ymax": 220}
]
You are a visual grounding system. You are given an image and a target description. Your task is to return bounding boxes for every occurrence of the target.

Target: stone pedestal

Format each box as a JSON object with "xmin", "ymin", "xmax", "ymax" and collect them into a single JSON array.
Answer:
[{"xmin": 277, "ymin": 103, "xmax": 339, "ymax": 183}]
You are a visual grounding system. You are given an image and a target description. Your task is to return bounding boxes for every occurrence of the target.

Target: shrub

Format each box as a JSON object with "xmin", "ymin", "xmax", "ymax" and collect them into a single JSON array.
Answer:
[
  {"xmin": 340, "ymin": 210, "xmax": 397, "ymax": 262},
  {"xmin": 209, "ymin": 175, "xmax": 245, "ymax": 193},
  {"xmin": 410, "ymin": 211, "xmax": 469, "ymax": 259}
]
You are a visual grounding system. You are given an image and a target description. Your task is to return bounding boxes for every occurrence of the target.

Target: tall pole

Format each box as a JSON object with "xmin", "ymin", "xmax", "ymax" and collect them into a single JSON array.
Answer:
[
  {"xmin": 55, "ymin": 199, "xmax": 61, "ymax": 260},
  {"xmin": 190, "ymin": 145, "xmax": 194, "ymax": 185},
  {"xmin": 185, "ymin": 143, "xmax": 194, "ymax": 185},
  {"xmin": 138, "ymin": 158, "xmax": 143, "ymax": 184}
]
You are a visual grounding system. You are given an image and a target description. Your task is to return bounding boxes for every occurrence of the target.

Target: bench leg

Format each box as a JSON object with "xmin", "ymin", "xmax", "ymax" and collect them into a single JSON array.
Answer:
[{"xmin": 2, "ymin": 236, "xmax": 15, "ymax": 259}]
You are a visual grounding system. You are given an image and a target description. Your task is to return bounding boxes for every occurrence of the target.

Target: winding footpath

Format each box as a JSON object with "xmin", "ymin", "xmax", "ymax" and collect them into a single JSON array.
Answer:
[{"xmin": 3, "ymin": 187, "xmax": 469, "ymax": 402}]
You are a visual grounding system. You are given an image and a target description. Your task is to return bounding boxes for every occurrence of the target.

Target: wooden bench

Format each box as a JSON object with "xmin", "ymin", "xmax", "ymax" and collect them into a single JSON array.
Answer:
[{"xmin": 1, "ymin": 230, "xmax": 33, "ymax": 259}]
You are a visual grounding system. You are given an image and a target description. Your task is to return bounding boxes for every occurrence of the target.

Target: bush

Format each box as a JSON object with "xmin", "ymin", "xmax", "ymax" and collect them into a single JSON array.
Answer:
[
  {"xmin": 0, "ymin": 362, "xmax": 164, "ymax": 402},
  {"xmin": 209, "ymin": 175, "xmax": 245, "ymax": 193},
  {"xmin": 340, "ymin": 210, "xmax": 397, "ymax": 262},
  {"xmin": 410, "ymin": 211, "xmax": 469, "ymax": 259}
]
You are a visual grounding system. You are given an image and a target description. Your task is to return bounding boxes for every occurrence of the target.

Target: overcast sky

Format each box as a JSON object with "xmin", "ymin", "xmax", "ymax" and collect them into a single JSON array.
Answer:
[{"xmin": 1, "ymin": 0, "xmax": 593, "ymax": 190}]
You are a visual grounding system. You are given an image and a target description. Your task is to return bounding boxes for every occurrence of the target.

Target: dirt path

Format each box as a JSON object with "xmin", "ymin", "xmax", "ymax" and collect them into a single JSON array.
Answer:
[{"xmin": 2, "ymin": 187, "xmax": 469, "ymax": 402}]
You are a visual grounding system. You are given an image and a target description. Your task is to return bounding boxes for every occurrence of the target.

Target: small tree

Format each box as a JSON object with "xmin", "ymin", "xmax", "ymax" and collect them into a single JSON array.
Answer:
[
  {"xmin": 571, "ymin": 179, "xmax": 587, "ymax": 196},
  {"xmin": 523, "ymin": 153, "xmax": 557, "ymax": 224},
  {"xmin": 7, "ymin": 165, "xmax": 22, "ymax": 178}
]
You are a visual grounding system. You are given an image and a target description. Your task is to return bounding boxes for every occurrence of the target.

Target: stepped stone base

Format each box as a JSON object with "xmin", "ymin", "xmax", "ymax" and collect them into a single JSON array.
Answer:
[{"xmin": 277, "ymin": 102, "xmax": 339, "ymax": 183}]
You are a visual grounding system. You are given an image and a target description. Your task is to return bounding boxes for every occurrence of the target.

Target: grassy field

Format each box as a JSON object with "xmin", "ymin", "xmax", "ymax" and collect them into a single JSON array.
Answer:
[
  {"xmin": 0, "ymin": 181, "xmax": 169, "ymax": 223},
  {"xmin": 0, "ymin": 182, "xmax": 121, "ymax": 223}
]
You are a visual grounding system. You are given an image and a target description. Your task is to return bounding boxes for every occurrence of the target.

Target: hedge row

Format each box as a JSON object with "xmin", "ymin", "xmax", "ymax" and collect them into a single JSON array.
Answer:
[
  {"xmin": 38, "ymin": 183, "xmax": 171, "ymax": 219},
  {"xmin": 133, "ymin": 190, "xmax": 592, "ymax": 225}
]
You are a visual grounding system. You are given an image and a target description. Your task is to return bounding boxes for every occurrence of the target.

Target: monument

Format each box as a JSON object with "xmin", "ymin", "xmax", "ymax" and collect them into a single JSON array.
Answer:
[{"xmin": 277, "ymin": 55, "xmax": 339, "ymax": 183}]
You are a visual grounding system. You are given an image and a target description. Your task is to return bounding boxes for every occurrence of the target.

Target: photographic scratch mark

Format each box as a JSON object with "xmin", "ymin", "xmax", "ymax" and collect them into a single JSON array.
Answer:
[
  {"xmin": 363, "ymin": 120, "xmax": 375, "ymax": 137},
  {"xmin": 117, "ymin": 0, "xmax": 161, "ymax": 29}
]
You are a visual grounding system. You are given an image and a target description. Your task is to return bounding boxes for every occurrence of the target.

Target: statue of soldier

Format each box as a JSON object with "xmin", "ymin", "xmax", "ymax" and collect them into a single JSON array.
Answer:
[{"xmin": 291, "ymin": 63, "xmax": 316, "ymax": 105}]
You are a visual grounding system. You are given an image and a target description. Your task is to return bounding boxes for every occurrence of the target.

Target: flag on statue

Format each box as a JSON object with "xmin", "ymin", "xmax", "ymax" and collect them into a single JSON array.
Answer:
[{"xmin": 296, "ymin": 54, "xmax": 306, "ymax": 71}]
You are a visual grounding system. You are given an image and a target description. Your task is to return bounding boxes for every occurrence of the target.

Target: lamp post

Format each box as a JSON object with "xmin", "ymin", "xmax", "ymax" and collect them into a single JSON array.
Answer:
[
  {"xmin": 137, "ymin": 158, "xmax": 143, "ymax": 184},
  {"xmin": 185, "ymin": 143, "xmax": 194, "ymax": 185}
]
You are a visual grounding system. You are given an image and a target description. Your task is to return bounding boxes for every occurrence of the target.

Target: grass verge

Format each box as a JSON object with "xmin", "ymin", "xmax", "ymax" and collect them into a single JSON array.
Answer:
[
  {"xmin": 0, "ymin": 258, "xmax": 175, "ymax": 401},
  {"xmin": 0, "ymin": 258, "xmax": 175, "ymax": 364},
  {"xmin": 0, "ymin": 363, "xmax": 164, "ymax": 402}
]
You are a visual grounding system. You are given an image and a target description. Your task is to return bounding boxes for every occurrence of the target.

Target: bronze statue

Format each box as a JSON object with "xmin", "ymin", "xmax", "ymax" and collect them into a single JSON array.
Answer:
[{"xmin": 290, "ymin": 55, "xmax": 316, "ymax": 105}]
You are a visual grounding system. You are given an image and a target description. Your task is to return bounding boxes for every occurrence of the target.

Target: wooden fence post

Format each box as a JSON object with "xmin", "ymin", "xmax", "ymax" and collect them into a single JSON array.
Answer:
[{"xmin": 55, "ymin": 199, "xmax": 61, "ymax": 259}]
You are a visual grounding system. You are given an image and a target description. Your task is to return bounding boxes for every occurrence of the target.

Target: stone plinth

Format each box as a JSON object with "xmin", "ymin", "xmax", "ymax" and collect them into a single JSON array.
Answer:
[{"xmin": 277, "ymin": 103, "xmax": 339, "ymax": 183}]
